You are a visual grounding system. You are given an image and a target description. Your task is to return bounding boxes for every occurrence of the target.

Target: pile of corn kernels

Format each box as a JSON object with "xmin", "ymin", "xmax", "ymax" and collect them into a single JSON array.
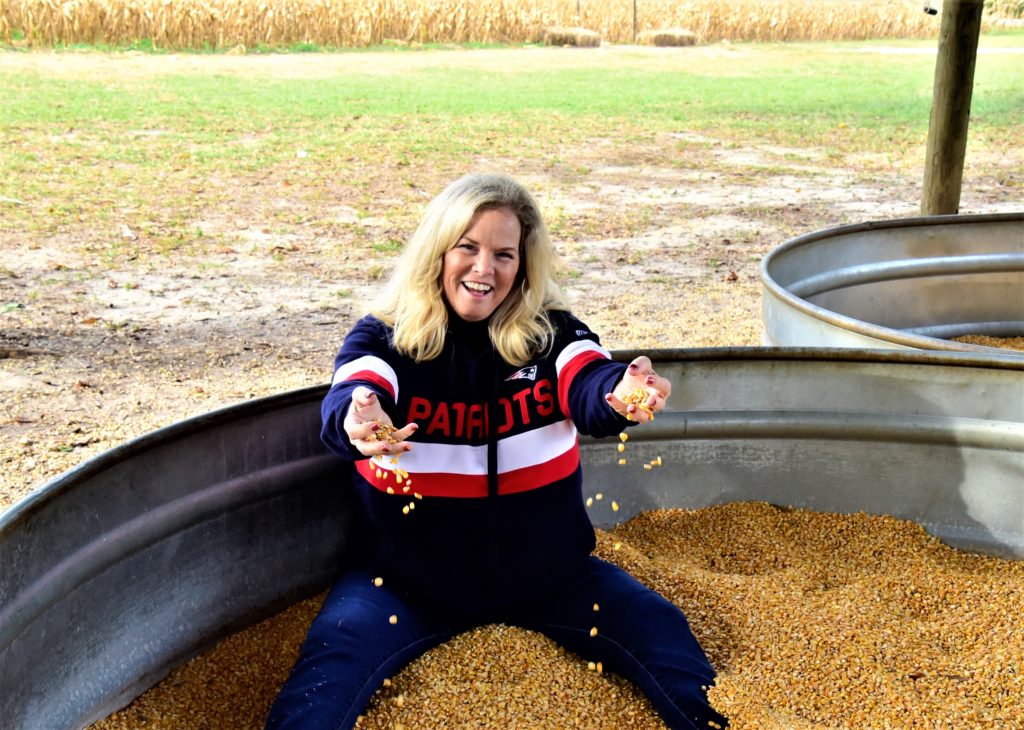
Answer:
[{"xmin": 90, "ymin": 501, "xmax": 1024, "ymax": 730}]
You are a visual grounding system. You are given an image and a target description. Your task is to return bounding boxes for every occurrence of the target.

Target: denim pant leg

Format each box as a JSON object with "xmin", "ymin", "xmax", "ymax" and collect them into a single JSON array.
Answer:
[
  {"xmin": 265, "ymin": 570, "xmax": 461, "ymax": 730},
  {"xmin": 519, "ymin": 556, "xmax": 728, "ymax": 730}
]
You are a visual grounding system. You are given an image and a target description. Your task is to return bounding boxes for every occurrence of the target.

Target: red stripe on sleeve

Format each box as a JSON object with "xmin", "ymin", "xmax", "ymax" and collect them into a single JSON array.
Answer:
[
  {"xmin": 344, "ymin": 369, "xmax": 396, "ymax": 402},
  {"xmin": 557, "ymin": 350, "xmax": 606, "ymax": 417}
]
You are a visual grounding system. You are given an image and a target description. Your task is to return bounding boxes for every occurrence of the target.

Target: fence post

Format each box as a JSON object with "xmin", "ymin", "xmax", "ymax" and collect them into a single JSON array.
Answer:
[{"xmin": 921, "ymin": 0, "xmax": 985, "ymax": 215}]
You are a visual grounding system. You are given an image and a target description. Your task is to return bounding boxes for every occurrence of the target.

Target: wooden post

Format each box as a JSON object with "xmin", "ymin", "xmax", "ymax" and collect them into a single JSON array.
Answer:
[{"xmin": 921, "ymin": 0, "xmax": 985, "ymax": 215}]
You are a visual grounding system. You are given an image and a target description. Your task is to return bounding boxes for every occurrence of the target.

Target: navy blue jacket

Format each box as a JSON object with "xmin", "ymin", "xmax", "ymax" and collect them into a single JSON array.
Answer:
[{"xmin": 321, "ymin": 311, "xmax": 632, "ymax": 615}]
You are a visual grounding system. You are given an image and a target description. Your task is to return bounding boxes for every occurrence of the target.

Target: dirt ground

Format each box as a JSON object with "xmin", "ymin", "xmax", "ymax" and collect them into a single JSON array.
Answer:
[{"xmin": 1, "ymin": 47, "xmax": 1022, "ymax": 512}]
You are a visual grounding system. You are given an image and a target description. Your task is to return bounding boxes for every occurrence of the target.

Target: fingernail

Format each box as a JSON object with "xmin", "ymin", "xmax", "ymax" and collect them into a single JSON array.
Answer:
[
  {"xmin": 645, "ymin": 376, "xmax": 655, "ymax": 385},
  {"xmin": 381, "ymin": 445, "xmax": 390, "ymax": 453},
  {"xmin": 628, "ymin": 363, "xmax": 639, "ymax": 372},
  {"xmin": 371, "ymin": 423, "xmax": 380, "ymax": 431}
]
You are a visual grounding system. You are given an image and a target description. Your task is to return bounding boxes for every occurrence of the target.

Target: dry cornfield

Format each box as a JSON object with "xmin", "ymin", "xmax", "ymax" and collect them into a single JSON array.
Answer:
[{"xmin": 1, "ymin": 0, "xmax": 1020, "ymax": 50}]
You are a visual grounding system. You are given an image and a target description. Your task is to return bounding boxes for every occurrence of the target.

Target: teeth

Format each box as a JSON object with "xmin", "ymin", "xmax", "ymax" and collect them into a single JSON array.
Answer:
[{"xmin": 463, "ymin": 282, "xmax": 492, "ymax": 293}]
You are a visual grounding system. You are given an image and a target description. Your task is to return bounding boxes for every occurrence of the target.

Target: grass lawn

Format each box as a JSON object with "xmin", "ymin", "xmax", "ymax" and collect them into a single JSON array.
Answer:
[{"xmin": 1, "ymin": 34, "xmax": 1021, "ymax": 253}]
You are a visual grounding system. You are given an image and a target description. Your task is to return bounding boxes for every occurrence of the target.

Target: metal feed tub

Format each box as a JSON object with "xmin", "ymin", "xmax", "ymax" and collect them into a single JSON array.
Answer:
[
  {"xmin": 761, "ymin": 212, "xmax": 1024, "ymax": 356},
  {"xmin": 1, "ymin": 348, "xmax": 1022, "ymax": 729}
]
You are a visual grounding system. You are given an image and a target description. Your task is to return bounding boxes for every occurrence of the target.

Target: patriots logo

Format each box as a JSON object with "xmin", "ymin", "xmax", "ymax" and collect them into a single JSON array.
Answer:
[{"xmin": 505, "ymin": 365, "xmax": 538, "ymax": 382}]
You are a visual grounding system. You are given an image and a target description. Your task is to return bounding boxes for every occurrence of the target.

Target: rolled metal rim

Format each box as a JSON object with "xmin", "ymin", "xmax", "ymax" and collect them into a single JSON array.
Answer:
[
  {"xmin": 759, "ymin": 211, "xmax": 1024, "ymax": 357},
  {"xmin": 4, "ymin": 346, "xmax": 1023, "ymax": 537}
]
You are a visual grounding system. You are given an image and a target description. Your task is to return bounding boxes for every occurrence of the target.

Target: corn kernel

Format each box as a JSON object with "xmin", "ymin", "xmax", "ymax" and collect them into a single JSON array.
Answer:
[
  {"xmin": 408, "ymin": 502, "xmax": 415, "ymax": 511},
  {"xmin": 402, "ymin": 505, "xmax": 410, "ymax": 515},
  {"xmin": 597, "ymin": 661, "xmax": 603, "ymax": 675},
  {"xmin": 386, "ymin": 486, "xmax": 395, "ymax": 494},
  {"xmin": 587, "ymin": 661, "xmax": 596, "ymax": 671},
  {"xmin": 643, "ymin": 464, "xmax": 653, "ymax": 471},
  {"xmin": 414, "ymin": 492, "xmax": 423, "ymax": 500},
  {"xmin": 595, "ymin": 493, "xmax": 603, "ymax": 500},
  {"xmin": 586, "ymin": 497, "xmax": 594, "ymax": 507},
  {"xmin": 619, "ymin": 432, "xmax": 628, "ymax": 443},
  {"xmin": 590, "ymin": 627, "xmax": 598, "ymax": 637},
  {"xmin": 617, "ymin": 458, "xmax": 627, "ymax": 465},
  {"xmin": 382, "ymin": 678, "xmax": 391, "ymax": 687},
  {"xmin": 593, "ymin": 603, "xmax": 600, "ymax": 612},
  {"xmin": 617, "ymin": 443, "xmax": 625, "ymax": 453},
  {"xmin": 612, "ymin": 501, "xmax": 619, "ymax": 512},
  {"xmin": 389, "ymin": 615, "xmax": 398, "ymax": 625},
  {"xmin": 373, "ymin": 577, "xmax": 383, "ymax": 587}
]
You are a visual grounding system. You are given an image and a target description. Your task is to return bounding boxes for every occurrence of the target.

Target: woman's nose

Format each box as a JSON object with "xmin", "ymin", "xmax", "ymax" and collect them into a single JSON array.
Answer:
[{"xmin": 472, "ymin": 252, "xmax": 494, "ymax": 274}]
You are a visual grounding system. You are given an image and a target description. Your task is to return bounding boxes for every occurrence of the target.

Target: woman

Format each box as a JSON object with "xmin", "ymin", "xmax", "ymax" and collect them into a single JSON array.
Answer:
[{"xmin": 266, "ymin": 173, "xmax": 726, "ymax": 729}]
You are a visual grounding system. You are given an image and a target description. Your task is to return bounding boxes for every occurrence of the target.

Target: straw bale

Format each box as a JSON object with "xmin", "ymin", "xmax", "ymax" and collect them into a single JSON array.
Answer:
[
  {"xmin": 637, "ymin": 28, "xmax": 698, "ymax": 47},
  {"xmin": 543, "ymin": 26, "xmax": 601, "ymax": 48}
]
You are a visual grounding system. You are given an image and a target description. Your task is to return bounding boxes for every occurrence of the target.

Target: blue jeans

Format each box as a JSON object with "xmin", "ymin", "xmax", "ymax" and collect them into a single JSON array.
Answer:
[{"xmin": 265, "ymin": 557, "xmax": 727, "ymax": 730}]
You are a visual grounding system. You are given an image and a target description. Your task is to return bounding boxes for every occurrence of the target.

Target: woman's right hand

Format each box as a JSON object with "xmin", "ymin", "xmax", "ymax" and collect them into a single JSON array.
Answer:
[{"xmin": 343, "ymin": 387, "xmax": 418, "ymax": 457}]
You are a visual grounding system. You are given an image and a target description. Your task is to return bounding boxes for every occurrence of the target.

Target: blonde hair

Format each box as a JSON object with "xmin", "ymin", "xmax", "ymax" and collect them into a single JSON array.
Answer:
[{"xmin": 368, "ymin": 172, "xmax": 569, "ymax": 366}]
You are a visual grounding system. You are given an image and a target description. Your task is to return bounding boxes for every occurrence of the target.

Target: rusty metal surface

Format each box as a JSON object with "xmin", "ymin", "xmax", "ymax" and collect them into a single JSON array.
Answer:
[
  {"xmin": 0, "ymin": 349, "xmax": 1021, "ymax": 728},
  {"xmin": 760, "ymin": 212, "xmax": 1024, "ymax": 356}
]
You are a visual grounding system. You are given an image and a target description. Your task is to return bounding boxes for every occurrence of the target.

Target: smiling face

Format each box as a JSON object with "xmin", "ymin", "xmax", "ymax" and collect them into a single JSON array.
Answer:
[{"xmin": 442, "ymin": 206, "xmax": 522, "ymax": 322}]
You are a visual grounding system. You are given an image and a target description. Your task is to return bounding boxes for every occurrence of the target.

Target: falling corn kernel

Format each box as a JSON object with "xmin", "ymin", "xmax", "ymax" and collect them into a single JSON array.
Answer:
[
  {"xmin": 643, "ymin": 464, "xmax": 653, "ymax": 471},
  {"xmin": 395, "ymin": 695, "xmax": 405, "ymax": 707},
  {"xmin": 595, "ymin": 493, "xmax": 603, "ymax": 500},
  {"xmin": 586, "ymin": 497, "xmax": 594, "ymax": 507},
  {"xmin": 590, "ymin": 627, "xmax": 598, "ymax": 637},
  {"xmin": 654, "ymin": 456, "xmax": 663, "ymax": 466},
  {"xmin": 414, "ymin": 492, "xmax": 422, "ymax": 500},
  {"xmin": 408, "ymin": 502, "xmax": 415, "ymax": 511},
  {"xmin": 588, "ymin": 661, "xmax": 596, "ymax": 671},
  {"xmin": 593, "ymin": 603, "xmax": 600, "ymax": 612},
  {"xmin": 402, "ymin": 485, "xmax": 411, "ymax": 493},
  {"xmin": 386, "ymin": 486, "xmax": 395, "ymax": 494},
  {"xmin": 619, "ymin": 432, "xmax": 628, "ymax": 443},
  {"xmin": 376, "ymin": 468, "xmax": 383, "ymax": 479},
  {"xmin": 396, "ymin": 475, "xmax": 404, "ymax": 485},
  {"xmin": 382, "ymin": 678, "xmax": 392, "ymax": 687},
  {"xmin": 618, "ymin": 458, "xmax": 627, "ymax": 465},
  {"xmin": 597, "ymin": 662, "xmax": 603, "ymax": 675},
  {"xmin": 612, "ymin": 501, "xmax": 619, "ymax": 512},
  {"xmin": 617, "ymin": 443, "xmax": 625, "ymax": 453},
  {"xmin": 389, "ymin": 615, "xmax": 398, "ymax": 625},
  {"xmin": 373, "ymin": 576, "xmax": 383, "ymax": 587},
  {"xmin": 402, "ymin": 505, "xmax": 410, "ymax": 515}
]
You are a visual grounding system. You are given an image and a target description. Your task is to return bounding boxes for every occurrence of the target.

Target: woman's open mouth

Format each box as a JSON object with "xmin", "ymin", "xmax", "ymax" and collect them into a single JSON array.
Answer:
[{"xmin": 462, "ymin": 281, "xmax": 493, "ymax": 296}]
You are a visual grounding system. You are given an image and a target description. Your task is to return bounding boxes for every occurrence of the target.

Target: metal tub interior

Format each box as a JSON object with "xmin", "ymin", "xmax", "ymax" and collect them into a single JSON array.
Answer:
[
  {"xmin": 1, "ymin": 348, "xmax": 1022, "ymax": 729},
  {"xmin": 760, "ymin": 212, "xmax": 1024, "ymax": 355}
]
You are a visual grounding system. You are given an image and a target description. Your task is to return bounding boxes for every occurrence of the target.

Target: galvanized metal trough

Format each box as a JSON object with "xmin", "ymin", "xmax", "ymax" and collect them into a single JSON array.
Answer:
[
  {"xmin": 1, "ymin": 348, "xmax": 1022, "ymax": 729},
  {"xmin": 761, "ymin": 212, "xmax": 1024, "ymax": 355}
]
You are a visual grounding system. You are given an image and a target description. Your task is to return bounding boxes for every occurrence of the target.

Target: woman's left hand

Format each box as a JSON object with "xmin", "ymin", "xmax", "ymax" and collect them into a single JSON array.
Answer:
[{"xmin": 604, "ymin": 356, "xmax": 672, "ymax": 423}]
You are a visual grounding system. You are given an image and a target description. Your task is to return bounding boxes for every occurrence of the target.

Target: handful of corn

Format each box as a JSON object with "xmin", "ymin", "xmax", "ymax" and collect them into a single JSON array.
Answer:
[
  {"xmin": 368, "ymin": 421, "xmax": 414, "ymax": 502},
  {"xmin": 621, "ymin": 388, "xmax": 654, "ymax": 420}
]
